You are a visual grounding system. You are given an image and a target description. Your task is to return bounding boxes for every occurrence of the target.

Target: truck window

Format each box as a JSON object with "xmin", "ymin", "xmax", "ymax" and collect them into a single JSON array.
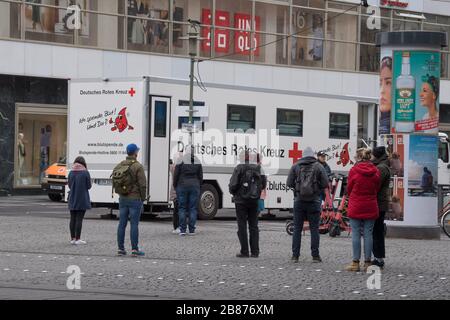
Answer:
[
  {"xmin": 154, "ymin": 101, "xmax": 167, "ymax": 137},
  {"xmin": 329, "ymin": 112, "xmax": 350, "ymax": 139},
  {"xmin": 277, "ymin": 108, "xmax": 303, "ymax": 137},
  {"xmin": 227, "ymin": 105, "xmax": 256, "ymax": 132},
  {"xmin": 439, "ymin": 140, "xmax": 449, "ymax": 163}
]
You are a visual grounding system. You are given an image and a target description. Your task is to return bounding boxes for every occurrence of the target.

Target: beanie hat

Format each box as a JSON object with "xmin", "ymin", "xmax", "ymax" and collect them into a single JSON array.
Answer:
[
  {"xmin": 303, "ymin": 147, "xmax": 314, "ymax": 158},
  {"xmin": 372, "ymin": 146, "xmax": 386, "ymax": 159}
]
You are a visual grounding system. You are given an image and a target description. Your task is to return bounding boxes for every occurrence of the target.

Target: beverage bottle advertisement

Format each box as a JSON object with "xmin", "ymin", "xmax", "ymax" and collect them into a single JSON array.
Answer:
[{"xmin": 391, "ymin": 50, "xmax": 440, "ymax": 134}]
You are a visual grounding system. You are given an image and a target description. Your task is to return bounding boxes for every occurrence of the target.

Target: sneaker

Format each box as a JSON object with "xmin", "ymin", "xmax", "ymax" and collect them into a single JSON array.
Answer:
[
  {"xmin": 371, "ymin": 259, "xmax": 385, "ymax": 269},
  {"xmin": 250, "ymin": 254, "xmax": 259, "ymax": 258},
  {"xmin": 117, "ymin": 249, "xmax": 127, "ymax": 256},
  {"xmin": 131, "ymin": 250, "xmax": 145, "ymax": 257},
  {"xmin": 312, "ymin": 256, "xmax": 322, "ymax": 263},
  {"xmin": 291, "ymin": 256, "xmax": 299, "ymax": 263},
  {"xmin": 74, "ymin": 240, "xmax": 87, "ymax": 245},
  {"xmin": 70, "ymin": 240, "xmax": 76, "ymax": 245},
  {"xmin": 345, "ymin": 261, "xmax": 361, "ymax": 272},
  {"xmin": 187, "ymin": 232, "xmax": 196, "ymax": 236},
  {"xmin": 172, "ymin": 228, "xmax": 180, "ymax": 234},
  {"xmin": 363, "ymin": 261, "xmax": 372, "ymax": 272},
  {"xmin": 179, "ymin": 232, "xmax": 187, "ymax": 236},
  {"xmin": 236, "ymin": 253, "xmax": 249, "ymax": 258}
]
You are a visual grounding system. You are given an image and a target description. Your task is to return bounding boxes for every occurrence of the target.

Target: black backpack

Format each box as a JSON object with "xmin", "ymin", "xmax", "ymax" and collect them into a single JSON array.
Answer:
[
  {"xmin": 296, "ymin": 163, "xmax": 319, "ymax": 201},
  {"xmin": 239, "ymin": 166, "xmax": 263, "ymax": 200}
]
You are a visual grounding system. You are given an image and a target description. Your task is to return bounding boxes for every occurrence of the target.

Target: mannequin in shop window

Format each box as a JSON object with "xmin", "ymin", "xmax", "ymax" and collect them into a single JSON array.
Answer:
[
  {"xmin": 155, "ymin": 10, "xmax": 169, "ymax": 46},
  {"xmin": 131, "ymin": 1, "xmax": 147, "ymax": 44},
  {"xmin": 18, "ymin": 133, "xmax": 26, "ymax": 179},
  {"xmin": 128, "ymin": 0, "xmax": 138, "ymax": 42},
  {"xmin": 308, "ymin": 15, "xmax": 323, "ymax": 61},
  {"xmin": 39, "ymin": 125, "xmax": 52, "ymax": 183}
]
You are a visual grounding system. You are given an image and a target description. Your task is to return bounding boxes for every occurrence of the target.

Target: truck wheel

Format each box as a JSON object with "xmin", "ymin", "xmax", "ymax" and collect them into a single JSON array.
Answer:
[
  {"xmin": 198, "ymin": 184, "xmax": 219, "ymax": 220},
  {"xmin": 48, "ymin": 194, "xmax": 62, "ymax": 202}
]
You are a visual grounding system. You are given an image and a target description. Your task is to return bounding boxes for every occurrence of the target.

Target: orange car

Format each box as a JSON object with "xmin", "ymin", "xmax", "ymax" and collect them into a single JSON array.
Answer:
[{"xmin": 41, "ymin": 158, "xmax": 67, "ymax": 201}]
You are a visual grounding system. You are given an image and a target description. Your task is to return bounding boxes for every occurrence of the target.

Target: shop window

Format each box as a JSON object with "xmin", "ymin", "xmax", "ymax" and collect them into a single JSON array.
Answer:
[
  {"xmin": 15, "ymin": 107, "xmax": 67, "ymax": 188},
  {"xmin": 227, "ymin": 105, "xmax": 255, "ymax": 132},
  {"xmin": 325, "ymin": 41, "xmax": 356, "ymax": 71},
  {"xmin": 0, "ymin": 1, "xmax": 21, "ymax": 39},
  {"xmin": 154, "ymin": 100, "xmax": 167, "ymax": 137},
  {"xmin": 277, "ymin": 109, "xmax": 303, "ymax": 137},
  {"xmin": 127, "ymin": 0, "xmax": 170, "ymax": 53},
  {"xmin": 329, "ymin": 113, "xmax": 350, "ymax": 139}
]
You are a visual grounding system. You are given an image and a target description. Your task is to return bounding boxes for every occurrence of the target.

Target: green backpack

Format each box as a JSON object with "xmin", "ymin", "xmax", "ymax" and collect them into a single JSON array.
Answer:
[{"xmin": 111, "ymin": 160, "xmax": 136, "ymax": 196}]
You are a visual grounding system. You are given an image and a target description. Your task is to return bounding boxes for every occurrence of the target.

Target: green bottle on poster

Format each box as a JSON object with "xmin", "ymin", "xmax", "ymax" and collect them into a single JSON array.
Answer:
[{"xmin": 395, "ymin": 51, "xmax": 415, "ymax": 133}]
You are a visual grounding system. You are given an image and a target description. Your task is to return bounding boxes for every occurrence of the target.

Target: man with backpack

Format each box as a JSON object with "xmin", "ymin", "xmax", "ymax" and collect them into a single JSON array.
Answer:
[
  {"xmin": 112, "ymin": 143, "xmax": 147, "ymax": 257},
  {"xmin": 229, "ymin": 151, "xmax": 267, "ymax": 258},
  {"xmin": 286, "ymin": 147, "xmax": 328, "ymax": 263}
]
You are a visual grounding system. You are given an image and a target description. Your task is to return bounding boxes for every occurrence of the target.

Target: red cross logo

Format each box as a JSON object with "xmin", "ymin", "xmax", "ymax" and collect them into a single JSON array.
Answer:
[
  {"xmin": 288, "ymin": 142, "xmax": 303, "ymax": 164},
  {"xmin": 128, "ymin": 87, "xmax": 136, "ymax": 97}
]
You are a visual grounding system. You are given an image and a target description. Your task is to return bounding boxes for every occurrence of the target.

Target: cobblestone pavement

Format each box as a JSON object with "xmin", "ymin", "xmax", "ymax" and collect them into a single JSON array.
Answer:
[{"xmin": 0, "ymin": 196, "xmax": 449, "ymax": 300}]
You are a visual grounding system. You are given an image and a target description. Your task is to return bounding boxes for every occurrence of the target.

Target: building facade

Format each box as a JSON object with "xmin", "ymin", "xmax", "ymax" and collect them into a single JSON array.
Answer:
[{"xmin": 0, "ymin": 0, "xmax": 449, "ymax": 193}]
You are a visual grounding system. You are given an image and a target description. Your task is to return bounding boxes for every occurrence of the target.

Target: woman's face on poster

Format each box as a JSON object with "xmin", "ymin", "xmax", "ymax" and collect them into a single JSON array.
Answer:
[
  {"xmin": 380, "ymin": 65, "xmax": 392, "ymax": 113},
  {"xmin": 420, "ymin": 82, "xmax": 436, "ymax": 109}
]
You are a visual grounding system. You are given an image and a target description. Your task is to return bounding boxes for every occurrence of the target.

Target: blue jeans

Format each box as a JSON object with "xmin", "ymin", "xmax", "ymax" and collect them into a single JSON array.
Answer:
[
  {"xmin": 176, "ymin": 185, "xmax": 200, "ymax": 233},
  {"xmin": 349, "ymin": 218, "xmax": 375, "ymax": 262},
  {"xmin": 292, "ymin": 199, "xmax": 321, "ymax": 258},
  {"xmin": 117, "ymin": 198, "xmax": 143, "ymax": 251}
]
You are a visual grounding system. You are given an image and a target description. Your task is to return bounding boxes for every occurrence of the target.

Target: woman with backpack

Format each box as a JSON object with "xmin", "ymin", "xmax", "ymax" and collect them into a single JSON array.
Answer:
[
  {"xmin": 345, "ymin": 148, "xmax": 380, "ymax": 272},
  {"xmin": 229, "ymin": 151, "xmax": 267, "ymax": 258},
  {"xmin": 68, "ymin": 156, "xmax": 92, "ymax": 245}
]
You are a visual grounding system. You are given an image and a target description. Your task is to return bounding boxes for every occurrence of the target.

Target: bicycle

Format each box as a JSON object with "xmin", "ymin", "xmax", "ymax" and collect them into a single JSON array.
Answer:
[
  {"xmin": 439, "ymin": 201, "xmax": 450, "ymax": 238},
  {"xmin": 286, "ymin": 174, "xmax": 351, "ymax": 237}
]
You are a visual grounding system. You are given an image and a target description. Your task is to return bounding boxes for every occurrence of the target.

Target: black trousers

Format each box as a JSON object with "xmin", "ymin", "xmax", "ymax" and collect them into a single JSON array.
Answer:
[
  {"xmin": 373, "ymin": 211, "xmax": 386, "ymax": 259},
  {"xmin": 235, "ymin": 201, "xmax": 259, "ymax": 256},
  {"xmin": 70, "ymin": 210, "xmax": 86, "ymax": 240},
  {"xmin": 172, "ymin": 200, "xmax": 179, "ymax": 230}
]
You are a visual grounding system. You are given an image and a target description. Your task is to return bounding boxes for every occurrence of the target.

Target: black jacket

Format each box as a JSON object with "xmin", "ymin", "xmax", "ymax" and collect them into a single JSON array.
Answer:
[
  {"xmin": 321, "ymin": 161, "xmax": 332, "ymax": 179},
  {"xmin": 229, "ymin": 164, "xmax": 267, "ymax": 204},
  {"xmin": 372, "ymin": 154, "xmax": 391, "ymax": 212},
  {"xmin": 173, "ymin": 154, "xmax": 203, "ymax": 189},
  {"xmin": 286, "ymin": 157, "xmax": 329, "ymax": 201}
]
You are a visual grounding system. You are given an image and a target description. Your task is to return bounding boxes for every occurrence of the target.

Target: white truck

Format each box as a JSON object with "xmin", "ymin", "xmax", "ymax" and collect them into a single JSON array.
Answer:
[{"xmin": 67, "ymin": 77, "xmax": 363, "ymax": 219}]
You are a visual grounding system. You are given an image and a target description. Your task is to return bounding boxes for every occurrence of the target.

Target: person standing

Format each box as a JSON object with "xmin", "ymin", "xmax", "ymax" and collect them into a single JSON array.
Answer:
[
  {"xmin": 317, "ymin": 151, "xmax": 332, "ymax": 178},
  {"xmin": 169, "ymin": 157, "xmax": 180, "ymax": 234},
  {"xmin": 256, "ymin": 153, "xmax": 267, "ymax": 215},
  {"xmin": 286, "ymin": 147, "xmax": 328, "ymax": 263},
  {"xmin": 173, "ymin": 146, "xmax": 203, "ymax": 236},
  {"xmin": 345, "ymin": 148, "xmax": 380, "ymax": 272},
  {"xmin": 113, "ymin": 143, "xmax": 147, "ymax": 257},
  {"xmin": 371, "ymin": 146, "xmax": 391, "ymax": 269},
  {"xmin": 68, "ymin": 156, "xmax": 91, "ymax": 245},
  {"xmin": 229, "ymin": 151, "xmax": 266, "ymax": 258}
]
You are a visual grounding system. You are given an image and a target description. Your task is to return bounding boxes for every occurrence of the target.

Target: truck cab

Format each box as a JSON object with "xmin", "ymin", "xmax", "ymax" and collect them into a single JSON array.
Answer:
[{"xmin": 438, "ymin": 132, "xmax": 450, "ymax": 187}]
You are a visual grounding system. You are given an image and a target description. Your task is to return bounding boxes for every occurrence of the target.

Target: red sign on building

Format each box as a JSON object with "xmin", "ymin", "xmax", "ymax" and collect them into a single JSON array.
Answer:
[
  {"xmin": 234, "ymin": 13, "xmax": 260, "ymax": 56},
  {"xmin": 201, "ymin": 9, "xmax": 230, "ymax": 53}
]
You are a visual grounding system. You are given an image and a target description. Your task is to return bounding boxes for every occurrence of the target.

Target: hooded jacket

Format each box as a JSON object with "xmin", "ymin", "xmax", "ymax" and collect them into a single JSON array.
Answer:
[
  {"xmin": 286, "ymin": 156, "xmax": 329, "ymax": 202},
  {"xmin": 173, "ymin": 153, "xmax": 203, "ymax": 189},
  {"xmin": 371, "ymin": 154, "xmax": 391, "ymax": 212},
  {"xmin": 347, "ymin": 161, "xmax": 380, "ymax": 220},
  {"xmin": 68, "ymin": 163, "xmax": 92, "ymax": 211},
  {"xmin": 229, "ymin": 163, "xmax": 267, "ymax": 204}
]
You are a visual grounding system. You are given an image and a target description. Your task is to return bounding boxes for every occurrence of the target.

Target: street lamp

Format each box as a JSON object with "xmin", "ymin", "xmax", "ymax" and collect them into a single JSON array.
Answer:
[{"xmin": 180, "ymin": 19, "xmax": 203, "ymax": 145}]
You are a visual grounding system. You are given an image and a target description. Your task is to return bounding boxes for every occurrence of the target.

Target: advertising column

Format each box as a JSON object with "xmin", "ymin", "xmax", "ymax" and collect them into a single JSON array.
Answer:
[{"xmin": 376, "ymin": 31, "xmax": 447, "ymax": 239}]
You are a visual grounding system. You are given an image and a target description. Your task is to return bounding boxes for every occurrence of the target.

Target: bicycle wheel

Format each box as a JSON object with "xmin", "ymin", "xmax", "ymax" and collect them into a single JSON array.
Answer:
[{"xmin": 441, "ymin": 210, "xmax": 450, "ymax": 238}]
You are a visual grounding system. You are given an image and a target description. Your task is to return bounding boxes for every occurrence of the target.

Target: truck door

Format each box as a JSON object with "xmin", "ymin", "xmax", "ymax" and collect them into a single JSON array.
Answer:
[{"xmin": 148, "ymin": 96, "xmax": 171, "ymax": 202}]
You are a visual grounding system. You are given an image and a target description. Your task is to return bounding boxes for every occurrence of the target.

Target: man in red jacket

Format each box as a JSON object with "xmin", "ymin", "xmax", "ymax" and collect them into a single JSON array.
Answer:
[{"xmin": 345, "ymin": 148, "xmax": 380, "ymax": 272}]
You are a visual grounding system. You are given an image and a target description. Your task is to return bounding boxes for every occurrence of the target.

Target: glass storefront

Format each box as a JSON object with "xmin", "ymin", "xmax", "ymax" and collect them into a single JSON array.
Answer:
[
  {"xmin": 0, "ymin": 0, "xmax": 449, "ymax": 77},
  {"xmin": 15, "ymin": 105, "xmax": 67, "ymax": 188}
]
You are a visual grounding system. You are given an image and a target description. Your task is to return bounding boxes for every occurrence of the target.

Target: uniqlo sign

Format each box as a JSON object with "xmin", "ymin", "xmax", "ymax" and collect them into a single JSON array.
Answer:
[
  {"xmin": 234, "ymin": 13, "xmax": 260, "ymax": 56},
  {"xmin": 201, "ymin": 9, "xmax": 230, "ymax": 53}
]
